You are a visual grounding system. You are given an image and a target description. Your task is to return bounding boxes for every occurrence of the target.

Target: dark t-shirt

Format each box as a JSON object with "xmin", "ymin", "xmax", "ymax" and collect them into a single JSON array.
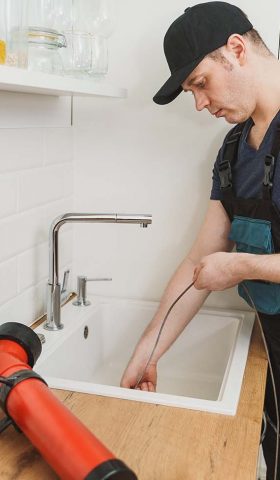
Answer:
[{"xmin": 210, "ymin": 110, "xmax": 280, "ymax": 208}]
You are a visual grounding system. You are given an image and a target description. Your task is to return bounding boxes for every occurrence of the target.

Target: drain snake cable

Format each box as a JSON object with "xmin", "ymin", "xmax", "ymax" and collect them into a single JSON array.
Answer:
[
  {"xmin": 134, "ymin": 281, "xmax": 195, "ymax": 390},
  {"xmin": 134, "ymin": 280, "xmax": 279, "ymax": 480}
]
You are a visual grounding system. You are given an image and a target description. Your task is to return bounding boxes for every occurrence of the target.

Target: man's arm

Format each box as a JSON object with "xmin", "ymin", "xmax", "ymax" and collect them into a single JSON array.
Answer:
[
  {"xmin": 245, "ymin": 254, "xmax": 280, "ymax": 282},
  {"xmin": 193, "ymin": 250, "xmax": 280, "ymax": 290},
  {"xmin": 120, "ymin": 200, "xmax": 234, "ymax": 390}
]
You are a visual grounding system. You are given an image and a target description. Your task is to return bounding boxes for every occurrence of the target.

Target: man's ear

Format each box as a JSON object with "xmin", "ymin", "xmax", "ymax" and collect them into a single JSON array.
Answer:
[{"xmin": 226, "ymin": 34, "xmax": 246, "ymax": 65}]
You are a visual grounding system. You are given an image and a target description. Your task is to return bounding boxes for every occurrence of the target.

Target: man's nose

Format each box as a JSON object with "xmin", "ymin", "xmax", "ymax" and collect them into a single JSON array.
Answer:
[{"xmin": 194, "ymin": 92, "xmax": 210, "ymax": 111}]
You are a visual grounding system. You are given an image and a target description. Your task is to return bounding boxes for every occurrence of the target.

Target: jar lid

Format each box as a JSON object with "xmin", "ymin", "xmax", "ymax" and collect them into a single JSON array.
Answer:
[{"xmin": 28, "ymin": 27, "xmax": 67, "ymax": 48}]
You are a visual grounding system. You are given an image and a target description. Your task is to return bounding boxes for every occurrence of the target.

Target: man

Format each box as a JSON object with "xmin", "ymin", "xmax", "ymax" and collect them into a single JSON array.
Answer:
[{"xmin": 120, "ymin": 2, "xmax": 280, "ymax": 478}]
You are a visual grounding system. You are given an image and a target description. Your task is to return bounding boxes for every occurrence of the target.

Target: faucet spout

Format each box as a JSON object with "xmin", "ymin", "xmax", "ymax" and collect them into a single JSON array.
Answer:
[{"xmin": 44, "ymin": 213, "xmax": 152, "ymax": 331}]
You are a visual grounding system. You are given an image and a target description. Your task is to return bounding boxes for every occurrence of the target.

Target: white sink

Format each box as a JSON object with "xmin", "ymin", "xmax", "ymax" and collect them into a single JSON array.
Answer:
[{"xmin": 34, "ymin": 296, "xmax": 255, "ymax": 415}]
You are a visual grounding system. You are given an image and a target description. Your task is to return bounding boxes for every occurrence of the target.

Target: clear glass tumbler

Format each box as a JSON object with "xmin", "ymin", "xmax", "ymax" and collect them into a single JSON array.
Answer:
[
  {"xmin": 71, "ymin": 32, "xmax": 92, "ymax": 77},
  {"xmin": 90, "ymin": 35, "xmax": 108, "ymax": 76}
]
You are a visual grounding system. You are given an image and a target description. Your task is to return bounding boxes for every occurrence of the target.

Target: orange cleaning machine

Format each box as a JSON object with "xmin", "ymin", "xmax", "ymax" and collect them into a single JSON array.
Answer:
[{"xmin": 0, "ymin": 322, "xmax": 137, "ymax": 480}]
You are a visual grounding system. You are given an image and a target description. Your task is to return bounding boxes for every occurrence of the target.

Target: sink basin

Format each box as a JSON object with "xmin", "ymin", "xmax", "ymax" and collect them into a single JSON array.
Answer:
[{"xmin": 34, "ymin": 296, "xmax": 255, "ymax": 415}]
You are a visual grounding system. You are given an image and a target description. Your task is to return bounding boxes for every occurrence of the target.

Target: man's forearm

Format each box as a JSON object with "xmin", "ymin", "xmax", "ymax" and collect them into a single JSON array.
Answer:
[
  {"xmin": 131, "ymin": 257, "xmax": 210, "ymax": 364},
  {"xmin": 193, "ymin": 251, "xmax": 280, "ymax": 291},
  {"xmin": 239, "ymin": 253, "xmax": 280, "ymax": 283}
]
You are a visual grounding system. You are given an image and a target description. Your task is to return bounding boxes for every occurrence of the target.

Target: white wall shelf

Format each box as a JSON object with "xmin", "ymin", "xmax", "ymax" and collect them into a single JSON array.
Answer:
[{"xmin": 0, "ymin": 65, "xmax": 127, "ymax": 97}]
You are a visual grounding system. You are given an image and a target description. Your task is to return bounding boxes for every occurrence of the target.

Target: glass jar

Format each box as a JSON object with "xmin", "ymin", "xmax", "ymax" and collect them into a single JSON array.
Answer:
[
  {"xmin": 1, "ymin": 0, "xmax": 29, "ymax": 68},
  {"xmin": 0, "ymin": 0, "xmax": 6, "ymax": 64},
  {"xmin": 27, "ymin": 27, "xmax": 66, "ymax": 75}
]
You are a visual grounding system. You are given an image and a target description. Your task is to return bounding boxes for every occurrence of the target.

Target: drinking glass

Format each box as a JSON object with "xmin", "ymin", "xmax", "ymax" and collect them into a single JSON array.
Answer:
[
  {"xmin": 27, "ymin": 0, "xmax": 55, "ymax": 30},
  {"xmin": 90, "ymin": 35, "xmax": 108, "ymax": 76},
  {"xmin": 88, "ymin": 0, "xmax": 115, "ymax": 77},
  {"xmin": 90, "ymin": 0, "xmax": 115, "ymax": 38},
  {"xmin": 52, "ymin": 0, "xmax": 73, "ymax": 32},
  {"xmin": 71, "ymin": 32, "xmax": 92, "ymax": 77}
]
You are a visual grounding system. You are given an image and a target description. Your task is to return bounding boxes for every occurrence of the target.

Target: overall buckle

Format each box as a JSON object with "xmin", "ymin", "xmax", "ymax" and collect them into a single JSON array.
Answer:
[
  {"xmin": 218, "ymin": 160, "xmax": 232, "ymax": 189},
  {"xmin": 263, "ymin": 154, "xmax": 275, "ymax": 187}
]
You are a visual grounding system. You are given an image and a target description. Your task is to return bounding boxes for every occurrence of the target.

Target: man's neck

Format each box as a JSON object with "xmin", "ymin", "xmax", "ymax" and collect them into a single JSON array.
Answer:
[{"xmin": 251, "ymin": 58, "xmax": 280, "ymax": 128}]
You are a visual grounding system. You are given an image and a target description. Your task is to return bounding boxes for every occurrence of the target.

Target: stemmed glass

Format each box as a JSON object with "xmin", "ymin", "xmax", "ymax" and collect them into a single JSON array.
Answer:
[
  {"xmin": 67, "ymin": 0, "xmax": 115, "ymax": 78},
  {"xmin": 89, "ymin": 0, "xmax": 115, "ymax": 76}
]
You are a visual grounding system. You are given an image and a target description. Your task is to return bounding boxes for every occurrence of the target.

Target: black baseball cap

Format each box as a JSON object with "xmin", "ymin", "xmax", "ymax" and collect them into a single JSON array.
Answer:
[{"xmin": 153, "ymin": 1, "xmax": 253, "ymax": 105}]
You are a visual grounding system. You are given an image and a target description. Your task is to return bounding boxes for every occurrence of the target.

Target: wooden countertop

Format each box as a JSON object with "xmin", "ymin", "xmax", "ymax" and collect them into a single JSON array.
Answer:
[{"xmin": 0, "ymin": 320, "xmax": 267, "ymax": 480}]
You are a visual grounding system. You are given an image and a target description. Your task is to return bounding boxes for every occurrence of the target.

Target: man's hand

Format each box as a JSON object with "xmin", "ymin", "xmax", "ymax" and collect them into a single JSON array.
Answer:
[
  {"xmin": 120, "ymin": 361, "xmax": 157, "ymax": 392},
  {"xmin": 193, "ymin": 252, "xmax": 248, "ymax": 291}
]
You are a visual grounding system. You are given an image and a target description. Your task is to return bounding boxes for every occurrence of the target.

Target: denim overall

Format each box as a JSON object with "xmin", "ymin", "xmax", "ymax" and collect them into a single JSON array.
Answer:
[{"xmin": 218, "ymin": 122, "xmax": 280, "ymax": 479}]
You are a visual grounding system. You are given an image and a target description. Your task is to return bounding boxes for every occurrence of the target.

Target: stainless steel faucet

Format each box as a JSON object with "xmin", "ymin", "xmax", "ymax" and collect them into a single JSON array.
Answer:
[{"xmin": 44, "ymin": 213, "xmax": 152, "ymax": 331}]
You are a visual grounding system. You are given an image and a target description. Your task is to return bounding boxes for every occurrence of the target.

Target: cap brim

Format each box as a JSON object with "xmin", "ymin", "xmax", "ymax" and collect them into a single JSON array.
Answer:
[{"xmin": 153, "ymin": 56, "xmax": 205, "ymax": 105}]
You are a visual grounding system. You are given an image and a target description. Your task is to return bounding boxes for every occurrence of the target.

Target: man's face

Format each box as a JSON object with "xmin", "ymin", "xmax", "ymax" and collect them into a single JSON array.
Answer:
[{"xmin": 181, "ymin": 51, "xmax": 255, "ymax": 124}]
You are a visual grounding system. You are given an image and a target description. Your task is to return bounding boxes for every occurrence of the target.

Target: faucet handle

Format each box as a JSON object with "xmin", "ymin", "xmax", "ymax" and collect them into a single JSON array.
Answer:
[
  {"xmin": 61, "ymin": 269, "xmax": 70, "ymax": 293},
  {"xmin": 73, "ymin": 275, "xmax": 112, "ymax": 307},
  {"xmin": 61, "ymin": 269, "xmax": 70, "ymax": 304},
  {"xmin": 86, "ymin": 277, "xmax": 112, "ymax": 282}
]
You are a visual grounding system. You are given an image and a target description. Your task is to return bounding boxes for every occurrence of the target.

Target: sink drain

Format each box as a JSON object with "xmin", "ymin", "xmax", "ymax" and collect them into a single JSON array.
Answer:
[{"xmin": 84, "ymin": 326, "xmax": 89, "ymax": 339}]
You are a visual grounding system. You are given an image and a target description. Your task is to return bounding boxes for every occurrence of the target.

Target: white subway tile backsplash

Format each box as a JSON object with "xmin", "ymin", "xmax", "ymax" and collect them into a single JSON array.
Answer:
[
  {"xmin": 44, "ymin": 128, "xmax": 73, "ymax": 165},
  {"xmin": 0, "ymin": 197, "xmax": 74, "ymax": 265},
  {"xmin": 0, "ymin": 207, "xmax": 46, "ymax": 263},
  {"xmin": 0, "ymin": 258, "xmax": 17, "ymax": 306},
  {"xmin": 0, "ymin": 173, "xmax": 17, "ymax": 218},
  {"xmin": 0, "ymin": 280, "xmax": 46, "ymax": 326},
  {"xmin": 0, "ymin": 107, "xmax": 74, "ymax": 326},
  {"xmin": 18, "ymin": 242, "xmax": 48, "ymax": 292},
  {"xmin": 18, "ymin": 164, "xmax": 73, "ymax": 212},
  {"xmin": 0, "ymin": 129, "xmax": 45, "ymax": 173}
]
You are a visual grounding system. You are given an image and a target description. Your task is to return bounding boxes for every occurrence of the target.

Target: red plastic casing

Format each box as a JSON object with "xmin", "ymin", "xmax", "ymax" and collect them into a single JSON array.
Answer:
[{"xmin": 0, "ymin": 340, "xmax": 115, "ymax": 480}]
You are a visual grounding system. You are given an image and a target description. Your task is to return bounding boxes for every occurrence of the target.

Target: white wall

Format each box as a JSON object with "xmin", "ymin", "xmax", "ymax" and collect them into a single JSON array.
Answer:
[{"xmin": 73, "ymin": 0, "xmax": 280, "ymax": 310}]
